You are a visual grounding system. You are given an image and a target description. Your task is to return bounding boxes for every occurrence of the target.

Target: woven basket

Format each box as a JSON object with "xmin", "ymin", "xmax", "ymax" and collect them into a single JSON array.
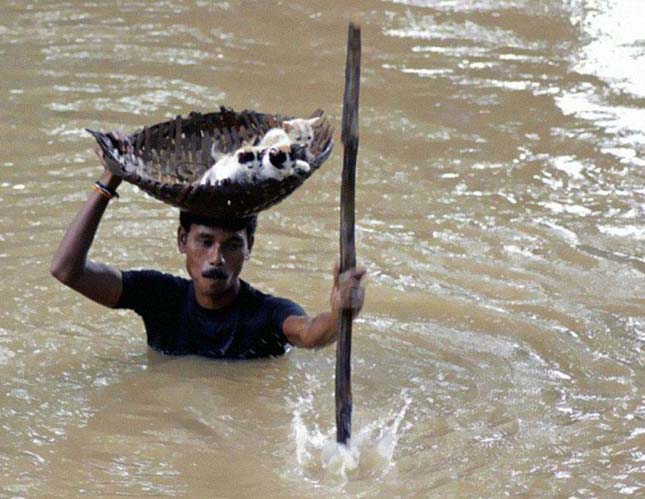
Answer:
[{"xmin": 87, "ymin": 107, "xmax": 334, "ymax": 218}]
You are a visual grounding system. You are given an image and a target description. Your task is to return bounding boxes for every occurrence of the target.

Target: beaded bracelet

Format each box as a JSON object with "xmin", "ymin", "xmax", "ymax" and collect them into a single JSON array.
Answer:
[{"xmin": 92, "ymin": 181, "xmax": 119, "ymax": 200}]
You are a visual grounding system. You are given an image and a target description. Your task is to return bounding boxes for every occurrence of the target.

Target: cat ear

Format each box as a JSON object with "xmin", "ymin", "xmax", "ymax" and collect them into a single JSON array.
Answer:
[
  {"xmin": 283, "ymin": 121, "xmax": 294, "ymax": 133},
  {"xmin": 307, "ymin": 117, "xmax": 321, "ymax": 126}
]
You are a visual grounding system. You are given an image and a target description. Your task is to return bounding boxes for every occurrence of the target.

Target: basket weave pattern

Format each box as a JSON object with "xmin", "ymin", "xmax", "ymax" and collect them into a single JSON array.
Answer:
[{"xmin": 89, "ymin": 107, "xmax": 334, "ymax": 218}]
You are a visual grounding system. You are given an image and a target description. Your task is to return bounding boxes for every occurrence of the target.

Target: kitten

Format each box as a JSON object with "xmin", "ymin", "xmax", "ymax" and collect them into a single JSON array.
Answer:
[
  {"xmin": 259, "ymin": 117, "xmax": 320, "ymax": 161},
  {"xmin": 257, "ymin": 143, "xmax": 310, "ymax": 181},
  {"xmin": 199, "ymin": 145, "xmax": 263, "ymax": 185}
]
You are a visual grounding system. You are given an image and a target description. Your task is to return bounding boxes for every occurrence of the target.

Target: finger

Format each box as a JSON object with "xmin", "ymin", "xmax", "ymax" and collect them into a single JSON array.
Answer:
[
  {"xmin": 107, "ymin": 130, "xmax": 130, "ymax": 154},
  {"xmin": 121, "ymin": 132, "xmax": 134, "ymax": 153},
  {"xmin": 344, "ymin": 269, "xmax": 366, "ymax": 289},
  {"xmin": 350, "ymin": 287, "xmax": 365, "ymax": 315},
  {"xmin": 339, "ymin": 269, "xmax": 354, "ymax": 286},
  {"xmin": 340, "ymin": 288, "xmax": 363, "ymax": 312},
  {"xmin": 111, "ymin": 129, "xmax": 126, "ymax": 141},
  {"xmin": 105, "ymin": 131, "xmax": 122, "ymax": 152},
  {"xmin": 351, "ymin": 268, "xmax": 367, "ymax": 282},
  {"xmin": 354, "ymin": 266, "xmax": 367, "ymax": 278},
  {"xmin": 353, "ymin": 285, "xmax": 365, "ymax": 303}
]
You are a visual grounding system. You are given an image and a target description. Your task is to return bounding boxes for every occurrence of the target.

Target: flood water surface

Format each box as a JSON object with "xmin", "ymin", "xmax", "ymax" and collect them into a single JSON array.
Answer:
[{"xmin": 1, "ymin": 0, "xmax": 643, "ymax": 497}]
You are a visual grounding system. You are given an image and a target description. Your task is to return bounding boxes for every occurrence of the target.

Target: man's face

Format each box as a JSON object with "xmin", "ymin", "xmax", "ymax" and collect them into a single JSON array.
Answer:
[{"xmin": 178, "ymin": 224, "xmax": 253, "ymax": 302}]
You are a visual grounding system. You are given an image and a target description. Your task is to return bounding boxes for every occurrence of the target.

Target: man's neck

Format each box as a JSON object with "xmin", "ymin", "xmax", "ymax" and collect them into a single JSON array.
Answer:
[{"xmin": 195, "ymin": 279, "xmax": 241, "ymax": 310}]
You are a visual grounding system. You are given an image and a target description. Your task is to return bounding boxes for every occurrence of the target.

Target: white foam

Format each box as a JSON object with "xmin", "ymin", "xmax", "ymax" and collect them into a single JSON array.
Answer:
[
  {"xmin": 289, "ymin": 391, "xmax": 412, "ymax": 482},
  {"xmin": 597, "ymin": 225, "xmax": 645, "ymax": 241},
  {"xmin": 0, "ymin": 345, "xmax": 16, "ymax": 364}
]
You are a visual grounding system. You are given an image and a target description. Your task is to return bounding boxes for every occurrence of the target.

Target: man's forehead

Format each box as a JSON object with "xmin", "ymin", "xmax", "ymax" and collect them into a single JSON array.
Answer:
[{"xmin": 191, "ymin": 224, "xmax": 246, "ymax": 240}]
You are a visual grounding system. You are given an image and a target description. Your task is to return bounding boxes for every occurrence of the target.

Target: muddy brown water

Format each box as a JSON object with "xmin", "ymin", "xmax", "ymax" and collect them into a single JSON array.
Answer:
[{"xmin": 1, "ymin": 1, "xmax": 643, "ymax": 497}]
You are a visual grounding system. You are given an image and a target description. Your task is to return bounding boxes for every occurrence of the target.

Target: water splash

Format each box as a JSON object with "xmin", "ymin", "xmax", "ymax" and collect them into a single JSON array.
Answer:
[{"xmin": 289, "ymin": 390, "xmax": 412, "ymax": 483}]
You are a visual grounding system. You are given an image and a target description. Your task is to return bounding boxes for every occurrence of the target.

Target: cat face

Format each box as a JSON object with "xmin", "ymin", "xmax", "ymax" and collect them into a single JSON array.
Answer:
[{"xmin": 282, "ymin": 117, "xmax": 320, "ymax": 149}]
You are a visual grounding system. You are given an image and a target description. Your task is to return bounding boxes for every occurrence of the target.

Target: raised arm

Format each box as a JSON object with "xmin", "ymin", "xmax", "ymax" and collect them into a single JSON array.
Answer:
[
  {"xmin": 283, "ymin": 264, "xmax": 366, "ymax": 349},
  {"xmin": 50, "ymin": 144, "xmax": 124, "ymax": 307}
]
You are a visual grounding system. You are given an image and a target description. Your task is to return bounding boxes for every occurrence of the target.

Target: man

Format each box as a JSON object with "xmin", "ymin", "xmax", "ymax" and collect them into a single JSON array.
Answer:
[{"xmin": 50, "ymin": 138, "xmax": 366, "ymax": 359}]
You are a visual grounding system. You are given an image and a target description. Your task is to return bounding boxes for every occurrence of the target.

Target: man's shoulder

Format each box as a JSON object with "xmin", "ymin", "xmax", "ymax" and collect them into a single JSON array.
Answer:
[
  {"xmin": 121, "ymin": 268, "xmax": 190, "ymax": 283},
  {"xmin": 115, "ymin": 269, "xmax": 190, "ymax": 310},
  {"xmin": 239, "ymin": 280, "xmax": 283, "ymax": 305},
  {"xmin": 122, "ymin": 268, "xmax": 189, "ymax": 285},
  {"xmin": 239, "ymin": 280, "xmax": 305, "ymax": 317}
]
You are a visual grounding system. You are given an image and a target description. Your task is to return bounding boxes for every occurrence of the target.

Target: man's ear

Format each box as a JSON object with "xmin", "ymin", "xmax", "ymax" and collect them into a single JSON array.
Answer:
[{"xmin": 177, "ymin": 226, "xmax": 188, "ymax": 253}]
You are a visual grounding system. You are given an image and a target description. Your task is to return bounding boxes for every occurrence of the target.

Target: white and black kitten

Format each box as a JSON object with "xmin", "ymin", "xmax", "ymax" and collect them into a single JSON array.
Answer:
[
  {"xmin": 199, "ymin": 145, "xmax": 263, "ymax": 185},
  {"xmin": 258, "ymin": 143, "xmax": 310, "ymax": 181}
]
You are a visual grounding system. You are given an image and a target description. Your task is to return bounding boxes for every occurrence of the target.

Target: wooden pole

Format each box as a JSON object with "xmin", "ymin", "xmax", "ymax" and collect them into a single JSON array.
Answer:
[{"xmin": 336, "ymin": 22, "xmax": 361, "ymax": 445}]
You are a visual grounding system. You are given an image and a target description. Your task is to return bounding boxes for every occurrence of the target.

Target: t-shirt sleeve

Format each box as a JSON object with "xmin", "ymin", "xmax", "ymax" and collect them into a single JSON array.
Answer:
[
  {"xmin": 113, "ymin": 269, "xmax": 186, "ymax": 316},
  {"xmin": 268, "ymin": 296, "xmax": 306, "ymax": 334}
]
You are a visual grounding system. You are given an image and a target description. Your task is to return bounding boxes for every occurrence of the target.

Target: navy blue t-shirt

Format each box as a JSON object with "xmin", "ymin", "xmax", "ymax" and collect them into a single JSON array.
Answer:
[{"xmin": 113, "ymin": 270, "xmax": 305, "ymax": 359}]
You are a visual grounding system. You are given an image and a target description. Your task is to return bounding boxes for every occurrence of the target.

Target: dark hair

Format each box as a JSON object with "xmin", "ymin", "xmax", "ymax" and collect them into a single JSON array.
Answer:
[{"xmin": 179, "ymin": 211, "xmax": 258, "ymax": 241}]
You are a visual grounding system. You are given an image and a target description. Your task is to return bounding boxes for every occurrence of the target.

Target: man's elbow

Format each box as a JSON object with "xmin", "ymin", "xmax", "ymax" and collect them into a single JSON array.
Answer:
[
  {"xmin": 49, "ymin": 260, "xmax": 80, "ymax": 287},
  {"xmin": 284, "ymin": 316, "xmax": 337, "ymax": 349},
  {"xmin": 298, "ymin": 334, "xmax": 322, "ymax": 349},
  {"xmin": 289, "ymin": 328, "xmax": 315, "ymax": 349},
  {"xmin": 297, "ymin": 329, "xmax": 336, "ymax": 349}
]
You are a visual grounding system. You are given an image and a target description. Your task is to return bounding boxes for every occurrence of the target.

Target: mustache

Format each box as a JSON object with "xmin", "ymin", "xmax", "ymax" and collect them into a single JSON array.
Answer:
[{"xmin": 201, "ymin": 268, "xmax": 228, "ymax": 279}]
